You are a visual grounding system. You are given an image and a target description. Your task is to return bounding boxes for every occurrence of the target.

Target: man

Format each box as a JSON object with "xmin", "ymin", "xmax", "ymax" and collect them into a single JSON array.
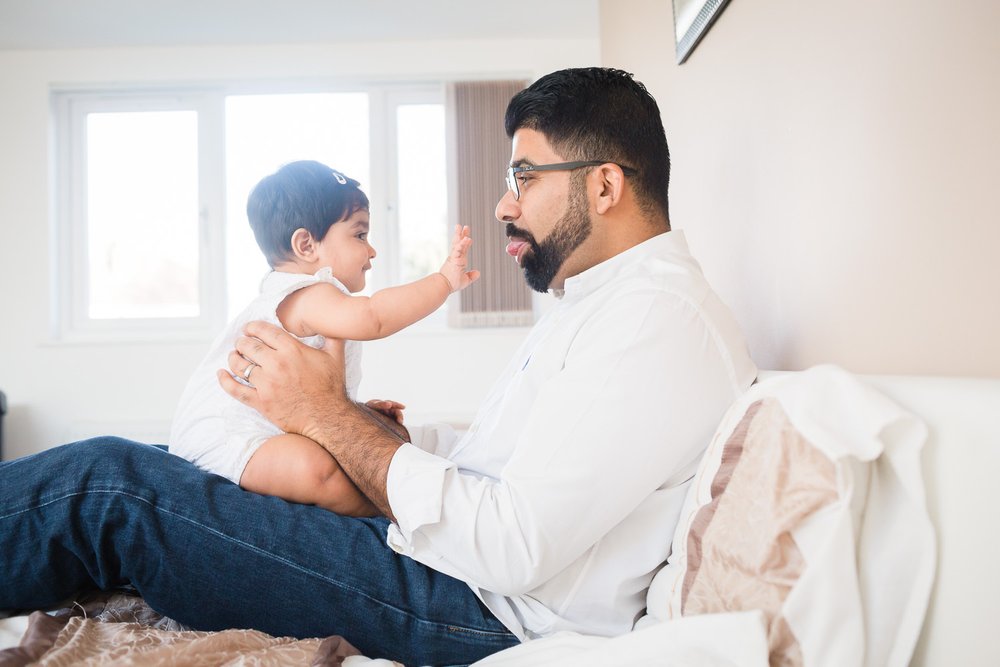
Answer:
[{"xmin": 0, "ymin": 68, "xmax": 755, "ymax": 666}]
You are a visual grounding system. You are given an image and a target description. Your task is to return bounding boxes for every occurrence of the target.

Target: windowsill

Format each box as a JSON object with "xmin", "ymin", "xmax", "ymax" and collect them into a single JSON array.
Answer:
[
  {"xmin": 42, "ymin": 327, "xmax": 220, "ymax": 348},
  {"xmin": 390, "ymin": 317, "xmax": 534, "ymax": 338},
  {"xmin": 42, "ymin": 317, "xmax": 532, "ymax": 347}
]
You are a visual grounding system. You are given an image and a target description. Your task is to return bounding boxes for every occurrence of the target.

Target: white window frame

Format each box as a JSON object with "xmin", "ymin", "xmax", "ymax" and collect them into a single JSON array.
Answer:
[
  {"xmin": 52, "ymin": 89, "xmax": 227, "ymax": 342},
  {"xmin": 360, "ymin": 85, "xmax": 448, "ymax": 292},
  {"xmin": 51, "ymin": 81, "xmax": 446, "ymax": 343}
]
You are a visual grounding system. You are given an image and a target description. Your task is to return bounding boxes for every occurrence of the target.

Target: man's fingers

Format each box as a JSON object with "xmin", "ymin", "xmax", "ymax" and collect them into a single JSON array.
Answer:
[
  {"xmin": 217, "ymin": 369, "xmax": 256, "ymax": 405},
  {"xmin": 226, "ymin": 350, "xmax": 254, "ymax": 377},
  {"xmin": 233, "ymin": 333, "xmax": 277, "ymax": 369},
  {"xmin": 243, "ymin": 320, "xmax": 294, "ymax": 349}
]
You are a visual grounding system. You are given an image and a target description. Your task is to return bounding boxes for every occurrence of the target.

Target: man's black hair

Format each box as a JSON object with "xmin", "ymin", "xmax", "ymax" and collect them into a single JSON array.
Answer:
[{"xmin": 505, "ymin": 67, "xmax": 670, "ymax": 223}]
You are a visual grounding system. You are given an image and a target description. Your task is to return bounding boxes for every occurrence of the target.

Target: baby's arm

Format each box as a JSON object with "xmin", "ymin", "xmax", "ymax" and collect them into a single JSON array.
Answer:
[
  {"xmin": 281, "ymin": 225, "xmax": 480, "ymax": 341},
  {"xmin": 240, "ymin": 433, "xmax": 378, "ymax": 516}
]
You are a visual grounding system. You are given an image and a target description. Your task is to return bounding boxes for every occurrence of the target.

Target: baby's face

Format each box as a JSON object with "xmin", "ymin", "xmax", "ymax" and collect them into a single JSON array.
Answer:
[{"xmin": 316, "ymin": 208, "xmax": 375, "ymax": 293}]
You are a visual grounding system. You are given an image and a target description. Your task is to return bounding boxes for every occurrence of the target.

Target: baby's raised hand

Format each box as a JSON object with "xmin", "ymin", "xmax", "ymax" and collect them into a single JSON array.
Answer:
[{"xmin": 439, "ymin": 225, "xmax": 481, "ymax": 291}]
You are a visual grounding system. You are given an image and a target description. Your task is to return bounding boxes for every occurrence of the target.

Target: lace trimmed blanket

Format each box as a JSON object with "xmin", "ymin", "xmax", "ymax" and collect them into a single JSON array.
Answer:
[{"xmin": 0, "ymin": 592, "xmax": 366, "ymax": 666}]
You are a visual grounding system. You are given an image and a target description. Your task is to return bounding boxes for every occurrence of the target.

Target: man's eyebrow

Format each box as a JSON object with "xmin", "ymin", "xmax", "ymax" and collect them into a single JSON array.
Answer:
[{"xmin": 510, "ymin": 158, "xmax": 537, "ymax": 169}]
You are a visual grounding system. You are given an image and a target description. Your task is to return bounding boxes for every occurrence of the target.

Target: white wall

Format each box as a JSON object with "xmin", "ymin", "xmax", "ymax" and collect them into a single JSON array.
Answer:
[
  {"xmin": 12, "ymin": 0, "xmax": 995, "ymax": 461},
  {"xmin": 600, "ymin": 0, "xmax": 1000, "ymax": 378},
  {"xmin": 0, "ymin": 37, "xmax": 599, "ymax": 459}
]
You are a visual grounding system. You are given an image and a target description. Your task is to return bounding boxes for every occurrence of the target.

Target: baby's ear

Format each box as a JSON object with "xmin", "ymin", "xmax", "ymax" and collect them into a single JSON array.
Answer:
[{"xmin": 290, "ymin": 228, "xmax": 316, "ymax": 259}]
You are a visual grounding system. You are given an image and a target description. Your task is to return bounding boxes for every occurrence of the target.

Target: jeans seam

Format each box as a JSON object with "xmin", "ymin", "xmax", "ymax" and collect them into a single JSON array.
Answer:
[
  {"xmin": 4, "ymin": 488, "xmax": 514, "ymax": 639},
  {"xmin": 445, "ymin": 625, "xmax": 514, "ymax": 639}
]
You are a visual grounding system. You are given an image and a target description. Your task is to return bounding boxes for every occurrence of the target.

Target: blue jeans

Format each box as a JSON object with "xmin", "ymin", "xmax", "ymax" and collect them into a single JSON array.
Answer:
[{"xmin": 0, "ymin": 437, "xmax": 518, "ymax": 666}]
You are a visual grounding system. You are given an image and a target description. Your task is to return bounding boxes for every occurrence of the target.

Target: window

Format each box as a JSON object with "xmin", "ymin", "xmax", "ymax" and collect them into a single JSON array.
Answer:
[
  {"xmin": 53, "ymin": 92, "xmax": 225, "ymax": 339},
  {"xmin": 223, "ymin": 92, "xmax": 372, "ymax": 318},
  {"xmin": 86, "ymin": 110, "xmax": 201, "ymax": 319},
  {"xmin": 394, "ymin": 99, "xmax": 448, "ymax": 286},
  {"xmin": 53, "ymin": 83, "xmax": 449, "ymax": 339}
]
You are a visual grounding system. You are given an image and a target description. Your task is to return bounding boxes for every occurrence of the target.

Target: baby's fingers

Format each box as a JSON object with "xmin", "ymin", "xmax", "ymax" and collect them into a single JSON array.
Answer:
[
  {"xmin": 452, "ymin": 234, "xmax": 473, "ymax": 256},
  {"xmin": 451, "ymin": 225, "xmax": 472, "ymax": 245}
]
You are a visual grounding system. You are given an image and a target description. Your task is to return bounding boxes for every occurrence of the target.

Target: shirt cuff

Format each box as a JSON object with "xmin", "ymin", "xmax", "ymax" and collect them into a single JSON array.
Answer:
[
  {"xmin": 385, "ymin": 442, "xmax": 455, "ymax": 555},
  {"xmin": 405, "ymin": 422, "xmax": 458, "ymax": 456}
]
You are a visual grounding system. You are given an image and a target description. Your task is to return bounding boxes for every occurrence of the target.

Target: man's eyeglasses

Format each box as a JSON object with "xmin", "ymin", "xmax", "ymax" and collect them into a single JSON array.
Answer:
[{"xmin": 504, "ymin": 161, "xmax": 636, "ymax": 201}]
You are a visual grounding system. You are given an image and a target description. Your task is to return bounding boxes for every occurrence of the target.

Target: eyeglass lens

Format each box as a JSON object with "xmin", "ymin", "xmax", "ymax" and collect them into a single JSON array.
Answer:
[{"xmin": 505, "ymin": 168, "xmax": 519, "ymax": 200}]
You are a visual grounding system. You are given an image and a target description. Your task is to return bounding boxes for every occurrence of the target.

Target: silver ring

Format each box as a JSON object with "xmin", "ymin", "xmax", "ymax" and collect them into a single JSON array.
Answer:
[{"xmin": 242, "ymin": 362, "xmax": 258, "ymax": 380}]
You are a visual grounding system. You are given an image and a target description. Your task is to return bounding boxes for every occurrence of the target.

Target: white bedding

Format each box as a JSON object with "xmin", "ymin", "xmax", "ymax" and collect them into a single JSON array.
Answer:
[
  {"xmin": 5, "ymin": 367, "xmax": 992, "ymax": 665},
  {"xmin": 0, "ymin": 614, "xmax": 29, "ymax": 651}
]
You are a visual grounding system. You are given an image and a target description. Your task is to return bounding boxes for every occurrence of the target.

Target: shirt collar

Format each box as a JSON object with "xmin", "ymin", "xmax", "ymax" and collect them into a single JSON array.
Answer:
[{"xmin": 551, "ymin": 229, "xmax": 689, "ymax": 300}]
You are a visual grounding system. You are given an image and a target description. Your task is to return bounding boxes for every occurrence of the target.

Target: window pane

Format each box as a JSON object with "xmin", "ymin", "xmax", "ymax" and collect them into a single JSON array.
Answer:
[
  {"xmin": 86, "ymin": 111, "xmax": 200, "ymax": 319},
  {"xmin": 397, "ymin": 104, "xmax": 447, "ymax": 285},
  {"xmin": 225, "ymin": 93, "xmax": 370, "ymax": 318}
]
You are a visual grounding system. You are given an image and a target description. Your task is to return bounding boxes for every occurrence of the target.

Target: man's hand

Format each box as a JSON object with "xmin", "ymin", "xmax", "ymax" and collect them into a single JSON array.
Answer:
[
  {"xmin": 218, "ymin": 321, "xmax": 404, "ymax": 519},
  {"xmin": 217, "ymin": 321, "xmax": 349, "ymax": 444}
]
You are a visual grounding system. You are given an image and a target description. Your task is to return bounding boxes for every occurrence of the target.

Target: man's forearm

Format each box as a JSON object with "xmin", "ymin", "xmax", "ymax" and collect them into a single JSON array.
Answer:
[{"xmin": 302, "ymin": 400, "xmax": 403, "ymax": 520}]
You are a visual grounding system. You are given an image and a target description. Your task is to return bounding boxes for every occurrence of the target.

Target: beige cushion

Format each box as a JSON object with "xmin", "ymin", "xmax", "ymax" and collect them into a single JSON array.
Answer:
[{"xmin": 641, "ymin": 365, "xmax": 936, "ymax": 667}]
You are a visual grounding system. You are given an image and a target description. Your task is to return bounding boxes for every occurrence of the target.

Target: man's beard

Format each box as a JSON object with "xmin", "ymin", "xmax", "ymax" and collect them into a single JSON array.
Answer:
[{"xmin": 508, "ymin": 182, "xmax": 592, "ymax": 292}]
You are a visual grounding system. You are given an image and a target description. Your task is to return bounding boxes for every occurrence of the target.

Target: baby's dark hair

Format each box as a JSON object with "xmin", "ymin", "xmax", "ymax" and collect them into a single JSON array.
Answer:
[{"xmin": 246, "ymin": 160, "xmax": 369, "ymax": 267}]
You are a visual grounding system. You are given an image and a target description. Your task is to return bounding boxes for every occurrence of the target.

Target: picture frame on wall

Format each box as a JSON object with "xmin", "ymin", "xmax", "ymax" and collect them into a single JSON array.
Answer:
[{"xmin": 672, "ymin": 0, "xmax": 733, "ymax": 64}]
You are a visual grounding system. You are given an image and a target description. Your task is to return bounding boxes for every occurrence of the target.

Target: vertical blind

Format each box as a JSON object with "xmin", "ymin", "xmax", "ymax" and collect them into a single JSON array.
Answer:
[{"xmin": 447, "ymin": 80, "xmax": 534, "ymax": 327}]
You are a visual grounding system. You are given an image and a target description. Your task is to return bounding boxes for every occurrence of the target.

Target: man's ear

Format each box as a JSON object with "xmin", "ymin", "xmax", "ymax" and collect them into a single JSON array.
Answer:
[
  {"xmin": 592, "ymin": 163, "xmax": 626, "ymax": 215},
  {"xmin": 290, "ymin": 228, "xmax": 316, "ymax": 260}
]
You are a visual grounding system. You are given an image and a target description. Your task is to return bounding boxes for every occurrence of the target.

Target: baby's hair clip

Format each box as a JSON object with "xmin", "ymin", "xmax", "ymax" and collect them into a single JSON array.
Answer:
[{"xmin": 332, "ymin": 170, "xmax": 348, "ymax": 185}]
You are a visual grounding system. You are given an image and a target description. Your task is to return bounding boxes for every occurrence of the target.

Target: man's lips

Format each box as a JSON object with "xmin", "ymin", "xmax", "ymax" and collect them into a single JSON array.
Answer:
[{"xmin": 506, "ymin": 238, "xmax": 530, "ymax": 264}]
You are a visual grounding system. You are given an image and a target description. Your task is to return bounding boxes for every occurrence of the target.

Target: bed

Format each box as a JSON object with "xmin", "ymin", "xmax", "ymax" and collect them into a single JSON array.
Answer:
[{"xmin": 2, "ymin": 367, "xmax": 998, "ymax": 666}]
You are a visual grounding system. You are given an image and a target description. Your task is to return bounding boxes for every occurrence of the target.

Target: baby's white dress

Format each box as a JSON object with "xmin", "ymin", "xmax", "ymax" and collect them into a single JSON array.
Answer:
[{"xmin": 169, "ymin": 267, "xmax": 362, "ymax": 483}]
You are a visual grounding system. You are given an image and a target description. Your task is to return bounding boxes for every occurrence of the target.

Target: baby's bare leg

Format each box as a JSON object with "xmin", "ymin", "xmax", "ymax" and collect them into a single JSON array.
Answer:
[{"xmin": 240, "ymin": 434, "xmax": 378, "ymax": 517}]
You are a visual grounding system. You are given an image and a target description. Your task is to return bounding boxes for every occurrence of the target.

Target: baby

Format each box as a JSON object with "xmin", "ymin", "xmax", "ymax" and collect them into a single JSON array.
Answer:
[{"xmin": 169, "ymin": 160, "xmax": 478, "ymax": 516}]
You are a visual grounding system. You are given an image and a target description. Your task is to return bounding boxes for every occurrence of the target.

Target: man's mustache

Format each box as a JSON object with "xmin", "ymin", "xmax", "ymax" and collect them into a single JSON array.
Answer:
[{"xmin": 505, "ymin": 222, "xmax": 536, "ymax": 245}]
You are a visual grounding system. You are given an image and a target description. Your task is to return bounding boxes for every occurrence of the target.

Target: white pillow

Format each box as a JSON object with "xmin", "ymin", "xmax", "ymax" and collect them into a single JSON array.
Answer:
[{"xmin": 640, "ymin": 366, "xmax": 935, "ymax": 667}]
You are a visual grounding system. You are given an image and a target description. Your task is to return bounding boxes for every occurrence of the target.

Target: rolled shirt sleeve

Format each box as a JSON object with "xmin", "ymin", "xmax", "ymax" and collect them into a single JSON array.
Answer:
[{"xmin": 386, "ymin": 443, "xmax": 455, "ymax": 552}]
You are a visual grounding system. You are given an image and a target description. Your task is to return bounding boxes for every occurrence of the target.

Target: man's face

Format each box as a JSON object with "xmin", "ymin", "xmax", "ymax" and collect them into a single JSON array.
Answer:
[{"xmin": 496, "ymin": 128, "xmax": 594, "ymax": 292}]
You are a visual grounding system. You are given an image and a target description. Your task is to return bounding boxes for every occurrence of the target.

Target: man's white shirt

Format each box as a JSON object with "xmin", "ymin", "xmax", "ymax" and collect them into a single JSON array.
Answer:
[{"xmin": 386, "ymin": 230, "xmax": 757, "ymax": 640}]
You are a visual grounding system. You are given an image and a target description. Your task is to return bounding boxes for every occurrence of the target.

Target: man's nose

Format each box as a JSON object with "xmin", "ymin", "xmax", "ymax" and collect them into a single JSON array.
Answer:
[{"xmin": 495, "ymin": 188, "xmax": 519, "ymax": 223}]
